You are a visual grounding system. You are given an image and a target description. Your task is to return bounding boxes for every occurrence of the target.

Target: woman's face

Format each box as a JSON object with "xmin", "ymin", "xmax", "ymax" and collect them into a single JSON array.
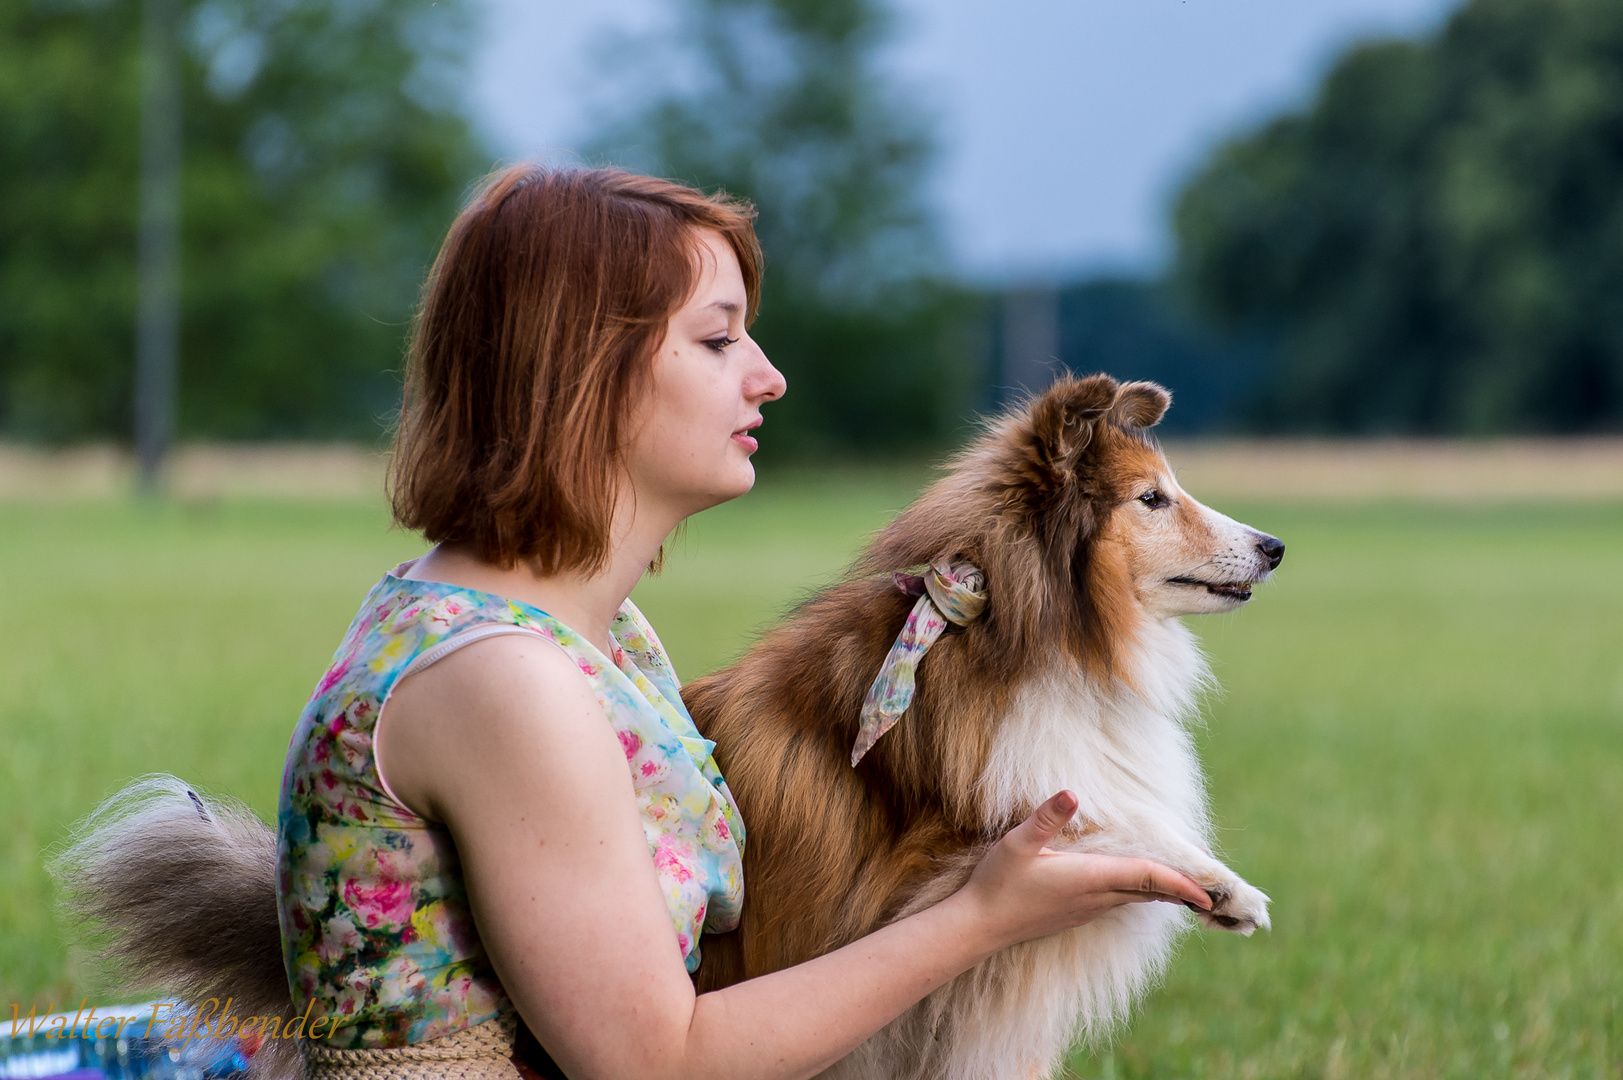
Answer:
[{"xmin": 623, "ymin": 229, "xmax": 787, "ymax": 521}]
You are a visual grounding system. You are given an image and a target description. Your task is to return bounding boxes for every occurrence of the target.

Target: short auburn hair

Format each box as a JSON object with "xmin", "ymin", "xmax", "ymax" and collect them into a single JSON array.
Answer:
[{"xmin": 389, "ymin": 166, "xmax": 762, "ymax": 573}]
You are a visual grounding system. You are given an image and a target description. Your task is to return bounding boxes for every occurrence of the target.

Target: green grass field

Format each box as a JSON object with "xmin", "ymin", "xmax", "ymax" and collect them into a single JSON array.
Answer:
[{"xmin": 2, "ymin": 474, "xmax": 1619, "ymax": 1078}]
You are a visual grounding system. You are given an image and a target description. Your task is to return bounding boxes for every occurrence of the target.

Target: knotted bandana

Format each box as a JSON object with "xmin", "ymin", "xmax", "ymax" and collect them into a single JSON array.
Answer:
[{"xmin": 852, "ymin": 560, "xmax": 988, "ymax": 765}]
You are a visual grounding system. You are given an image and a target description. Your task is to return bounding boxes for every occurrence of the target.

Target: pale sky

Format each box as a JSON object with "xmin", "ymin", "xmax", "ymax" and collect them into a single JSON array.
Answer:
[{"xmin": 470, "ymin": 0, "xmax": 1459, "ymax": 282}]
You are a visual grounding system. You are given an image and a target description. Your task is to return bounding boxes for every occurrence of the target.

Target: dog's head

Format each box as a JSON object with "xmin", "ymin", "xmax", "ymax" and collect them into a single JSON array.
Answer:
[{"xmin": 862, "ymin": 374, "xmax": 1283, "ymax": 680}]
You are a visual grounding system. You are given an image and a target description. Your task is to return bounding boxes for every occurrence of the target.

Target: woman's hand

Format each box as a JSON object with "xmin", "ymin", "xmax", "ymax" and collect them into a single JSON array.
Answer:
[{"xmin": 955, "ymin": 790, "xmax": 1212, "ymax": 950}]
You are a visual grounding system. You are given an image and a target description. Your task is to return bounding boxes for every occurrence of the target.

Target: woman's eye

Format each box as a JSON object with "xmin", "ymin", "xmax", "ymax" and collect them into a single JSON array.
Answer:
[
  {"xmin": 1138, "ymin": 490, "xmax": 1169, "ymax": 509},
  {"xmin": 704, "ymin": 335, "xmax": 740, "ymax": 352}
]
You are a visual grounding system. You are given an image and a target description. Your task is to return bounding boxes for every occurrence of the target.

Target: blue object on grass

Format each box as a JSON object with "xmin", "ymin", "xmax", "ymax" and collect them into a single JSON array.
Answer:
[{"xmin": 0, "ymin": 1005, "xmax": 250, "ymax": 1080}]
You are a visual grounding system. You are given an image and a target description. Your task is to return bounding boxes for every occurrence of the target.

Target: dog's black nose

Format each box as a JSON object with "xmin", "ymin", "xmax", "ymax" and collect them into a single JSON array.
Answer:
[{"xmin": 1257, "ymin": 534, "xmax": 1284, "ymax": 570}]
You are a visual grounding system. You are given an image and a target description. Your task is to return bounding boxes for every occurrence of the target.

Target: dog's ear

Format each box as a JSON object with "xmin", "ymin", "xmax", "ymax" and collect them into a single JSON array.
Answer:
[
  {"xmin": 1027, "ymin": 375, "xmax": 1118, "ymax": 466},
  {"xmin": 1111, "ymin": 381, "xmax": 1170, "ymax": 429}
]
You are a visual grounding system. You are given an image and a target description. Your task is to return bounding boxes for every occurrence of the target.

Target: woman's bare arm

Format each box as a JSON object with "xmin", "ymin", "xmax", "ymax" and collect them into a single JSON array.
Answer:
[{"xmin": 379, "ymin": 635, "xmax": 1209, "ymax": 1080}]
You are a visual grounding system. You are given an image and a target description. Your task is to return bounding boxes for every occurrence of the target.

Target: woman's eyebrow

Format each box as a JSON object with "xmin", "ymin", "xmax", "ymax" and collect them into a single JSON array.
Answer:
[{"xmin": 703, "ymin": 300, "xmax": 741, "ymax": 315}]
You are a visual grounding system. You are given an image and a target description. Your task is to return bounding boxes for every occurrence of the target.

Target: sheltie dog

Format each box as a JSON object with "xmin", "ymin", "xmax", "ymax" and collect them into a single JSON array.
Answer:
[{"xmin": 686, "ymin": 374, "xmax": 1282, "ymax": 1080}]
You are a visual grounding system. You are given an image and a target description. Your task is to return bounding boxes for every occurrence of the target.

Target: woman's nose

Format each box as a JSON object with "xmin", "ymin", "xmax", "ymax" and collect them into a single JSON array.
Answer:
[{"xmin": 750, "ymin": 346, "xmax": 787, "ymax": 402}]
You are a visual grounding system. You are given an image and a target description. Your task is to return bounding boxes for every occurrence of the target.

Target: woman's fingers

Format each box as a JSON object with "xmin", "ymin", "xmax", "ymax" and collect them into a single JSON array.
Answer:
[
  {"xmin": 963, "ymin": 804, "xmax": 1220, "ymax": 947},
  {"xmin": 1002, "ymin": 790, "xmax": 1080, "ymax": 857},
  {"xmin": 1092, "ymin": 856, "xmax": 1211, "ymax": 910},
  {"xmin": 991, "ymin": 797, "xmax": 1213, "ymax": 925}
]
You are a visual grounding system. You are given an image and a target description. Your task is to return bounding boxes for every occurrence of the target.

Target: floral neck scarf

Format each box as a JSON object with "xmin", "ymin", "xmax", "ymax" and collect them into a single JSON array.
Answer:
[{"xmin": 852, "ymin": 561, "xmax": 988, "ymax": 765}]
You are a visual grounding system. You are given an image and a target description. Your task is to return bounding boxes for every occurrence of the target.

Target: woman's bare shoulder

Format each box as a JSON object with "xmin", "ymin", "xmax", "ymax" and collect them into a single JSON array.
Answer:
[{"xmin": 378, "ymin": 632, "xmax": 615, "ymax": 823}]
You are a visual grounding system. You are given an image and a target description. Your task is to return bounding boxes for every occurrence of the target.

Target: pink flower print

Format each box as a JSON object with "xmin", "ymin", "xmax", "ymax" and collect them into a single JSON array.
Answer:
[
  {"xmin": 386, "ymin": 601, "xmax": 425, "ymax": 634},
  {"xmin": 698, "ymin": 801, "xmax": 736, "ymax": 853},
  {"xmin": 617, "ymin": 730, "xmax": 642, "ymax": 760},
  {"xmin": 315, "ymin": 659, "xmax": 353, "ymax": 699},
  {"xmin": 636, "ymin": 754, "xmax": 670, "ymax": 783},
  {"xmin": 342, "ymin": 869, "xmax": 414, "ymax": 930},
  {"xmin": 576, "ymin": 658, "xmax": 600, "ymax": 677},
  {"xmin": 420, "ymin": 596, "xmax": 469, "ymax": 636},
  {"xmin": 653, "ymin": 838, "xmax": 695, "ymax": 884},
  {"xmin": 318, "ymin": 914, "xmax": 363, "ymax": 963},
  {"xmin": 332, "ymin": 971, "xmax": 370, "ymax": 1018},
  {"xmin": 370, "ymin": 846, "xmax": 411, "ymax": 877},
  {"xmin": 338, "ymin": 728, "xmax": 372, "ymax": 772}
]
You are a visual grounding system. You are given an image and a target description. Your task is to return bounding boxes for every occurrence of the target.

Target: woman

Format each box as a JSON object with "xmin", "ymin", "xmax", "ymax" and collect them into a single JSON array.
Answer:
[{"xmin": 62, "ymin": 165, "xmax": 1212, "ymax": 1080}]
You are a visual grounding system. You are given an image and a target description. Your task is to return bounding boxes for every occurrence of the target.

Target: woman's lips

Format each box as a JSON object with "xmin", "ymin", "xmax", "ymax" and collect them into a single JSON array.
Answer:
[{"xmin": 733, "ymin": 418, "xmax": 761, "ymax": 452}]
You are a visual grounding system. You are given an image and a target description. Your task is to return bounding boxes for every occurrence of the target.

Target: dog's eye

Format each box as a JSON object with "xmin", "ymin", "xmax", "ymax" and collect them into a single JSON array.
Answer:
[{"xmin": 1138, "ymin": 489, "xmax": 1169, "ymax": 509}]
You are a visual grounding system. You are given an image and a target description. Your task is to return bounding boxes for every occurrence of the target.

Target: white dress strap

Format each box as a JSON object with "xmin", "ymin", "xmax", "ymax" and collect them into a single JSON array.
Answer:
[{"xmin": 397, "ymin": 623, "xmax": 549, "ymax": 681}]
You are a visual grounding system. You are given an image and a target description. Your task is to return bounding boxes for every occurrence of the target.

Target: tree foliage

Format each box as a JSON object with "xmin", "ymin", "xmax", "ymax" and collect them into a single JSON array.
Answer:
[
  {"xmin": 1046, "ymin": 280, "xmax": 1270, "ymax": 434},
  {"xmin": 1175, "ymin": 0, "xmax": 1623, "ymax": 433},
  {"xmin": 0, "ymin": 0, "xmax": 482, "ymax": 441},
  {"xmin": 588, "ymin": 0, "xmax": 984, "ymax": 457}
]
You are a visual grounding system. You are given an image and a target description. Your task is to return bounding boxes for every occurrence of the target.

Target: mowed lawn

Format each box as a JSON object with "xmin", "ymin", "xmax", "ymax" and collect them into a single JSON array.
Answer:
[{"xmin": 1, "ymin": 473, "xmax": 1619, "ymax": 1079}]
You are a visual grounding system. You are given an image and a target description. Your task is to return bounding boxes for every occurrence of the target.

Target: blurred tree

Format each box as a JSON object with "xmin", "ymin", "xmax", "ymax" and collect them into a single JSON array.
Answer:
[
  {"xmin": 1174, "ymin": 0, "xmax": 1623, "ymax": 433},
  {"xmin": 0, "ymin": 0, "xmax": 482, "ymax": 442},
  {"xmin": 1051, "ymin": 279, "xmax": 1271, "ymax": 434},
  {"xmin": 588, "ymin": 0, "xmax": 984, "ymax": 457}
]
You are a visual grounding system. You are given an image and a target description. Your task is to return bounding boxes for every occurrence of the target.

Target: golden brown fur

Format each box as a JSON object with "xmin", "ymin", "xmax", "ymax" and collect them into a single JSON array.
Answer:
[{"xmin": 687, "ymin": 374, "xmax": 1278, "ymax": 1077}]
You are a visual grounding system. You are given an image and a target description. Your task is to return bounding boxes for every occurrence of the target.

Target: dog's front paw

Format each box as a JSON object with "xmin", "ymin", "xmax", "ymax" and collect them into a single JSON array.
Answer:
[{"xmin": 1191, "ymin": 876, "xmax": 1270, "ymax": 935}]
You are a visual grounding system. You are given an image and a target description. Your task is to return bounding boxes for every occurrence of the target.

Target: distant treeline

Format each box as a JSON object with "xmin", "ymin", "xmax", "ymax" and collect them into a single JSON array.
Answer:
[
  {"xmin": 0, "ymin": 0, "xmax": 481, "ymax": 443},
  {"xmin": 1168, "ymin": 0, "xmax": 1623, "ymax": 434},
  {"xmin": 985, "ymin": 280, "xmax": 1270, "ymax": 436},
  {"xmin": 2, "ymin": 0, "xmax": 1619, "ymax": 448}
]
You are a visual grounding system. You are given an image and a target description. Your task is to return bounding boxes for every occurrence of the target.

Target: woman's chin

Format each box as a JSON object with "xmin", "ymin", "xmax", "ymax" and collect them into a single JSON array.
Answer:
[
  {"xmin": 722, "ymin": 461, "xmax": 757, "ymax": 499},
  {"xmin": 686, "ymin": 464, "xmax": 756, "ymax": 513}
]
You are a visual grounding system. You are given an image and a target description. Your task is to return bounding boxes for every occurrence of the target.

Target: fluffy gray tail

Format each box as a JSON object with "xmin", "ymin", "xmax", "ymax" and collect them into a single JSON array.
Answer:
[{"xmin": 48, "ymin": 775, "xmax": 300, "ymax": 1080}]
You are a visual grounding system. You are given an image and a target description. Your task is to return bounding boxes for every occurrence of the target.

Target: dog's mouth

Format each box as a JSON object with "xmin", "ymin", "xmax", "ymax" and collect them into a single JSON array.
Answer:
[{"xmin": 1167, "ymin": 576, "xmax": 1254, "ymax": 601}]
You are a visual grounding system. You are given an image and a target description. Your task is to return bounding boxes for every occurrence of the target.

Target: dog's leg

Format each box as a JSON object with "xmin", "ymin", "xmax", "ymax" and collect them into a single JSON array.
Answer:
[{"xmin": 1063, "ymin": 822, "xmax": 1271, "ymax": 934}]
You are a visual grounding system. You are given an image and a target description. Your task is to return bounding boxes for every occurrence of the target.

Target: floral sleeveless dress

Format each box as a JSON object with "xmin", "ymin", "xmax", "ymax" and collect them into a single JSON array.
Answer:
[{"xmin": 275, "ymin": 562, "xmax": 746, "ymax": 1049}]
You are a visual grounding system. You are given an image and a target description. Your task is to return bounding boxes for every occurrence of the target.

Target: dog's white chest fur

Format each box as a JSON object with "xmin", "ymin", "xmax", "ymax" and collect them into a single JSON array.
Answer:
[
  {"xmin": 828, "ymin": 619, "xmax": 1248, "ymax": 1080},
  {"xmin": 979, "ymin": 616, "xmax": 1212, "ymax": 845}
]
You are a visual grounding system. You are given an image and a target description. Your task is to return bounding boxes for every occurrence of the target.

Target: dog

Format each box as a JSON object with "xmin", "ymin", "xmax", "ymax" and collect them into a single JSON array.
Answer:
[{"xmin": 685, "ymin": 374, "xmax": 1281, "ymax": 1080}]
